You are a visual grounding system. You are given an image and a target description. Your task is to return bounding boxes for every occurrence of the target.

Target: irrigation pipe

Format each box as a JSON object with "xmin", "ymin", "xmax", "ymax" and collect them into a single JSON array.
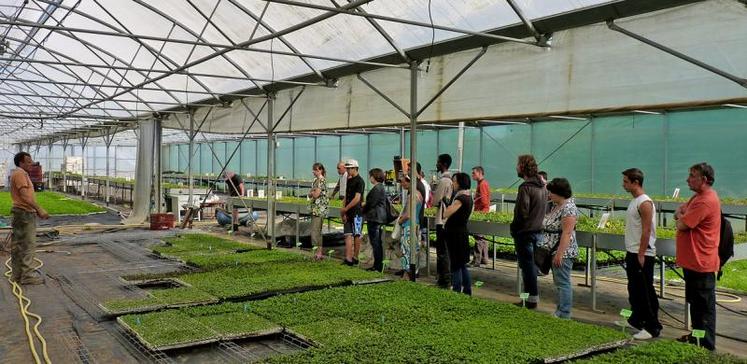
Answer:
[{"xmin": 4, "ymin": 257, "xmax": 51, "ymax": 364}]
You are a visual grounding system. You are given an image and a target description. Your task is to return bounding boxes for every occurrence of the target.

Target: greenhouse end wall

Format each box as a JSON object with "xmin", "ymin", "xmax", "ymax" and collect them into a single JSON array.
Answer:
[{"xmin": 161, "ymin": 107, "xmax": 747, "ymax": 199}]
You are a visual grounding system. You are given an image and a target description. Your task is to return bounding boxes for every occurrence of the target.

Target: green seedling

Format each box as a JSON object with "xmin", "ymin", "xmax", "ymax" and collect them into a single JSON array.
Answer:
[
  {"xmin": 619, "ymin": 309, "xmax": 633, "ymax": 333},
  {"xmin": 691, "ymin": 329, "xmax": 705, "ymax": 347},
  {"xmin": 382, "ymin": 259, "xmax": 391, "ymax": 273},
  {"xmin": 519, "ymin": 292, "xmax": 529, "ymax": 307}
]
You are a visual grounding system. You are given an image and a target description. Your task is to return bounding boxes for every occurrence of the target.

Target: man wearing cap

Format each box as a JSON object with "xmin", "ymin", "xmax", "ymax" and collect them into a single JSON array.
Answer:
[{"xmin": 340, "ymin": 159, "xmax": 365, "ymax": 266}]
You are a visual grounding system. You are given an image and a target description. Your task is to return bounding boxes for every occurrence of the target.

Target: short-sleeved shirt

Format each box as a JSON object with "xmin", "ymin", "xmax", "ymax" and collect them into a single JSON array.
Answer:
[
  {"xmin": 310, "ymin": 176, "xmax": 328, "ymax": 217},
  {"xmin": 10, "ymin": 168, "xmax": 35, "ymax": 212},
  {"xmin": 474, "ymin": 179, "xmax": 491, "ymax": 212},
  {"xmin": 676, "ymin": 188, "xmax": 721, "ymax": 273},
  {"xmin": 345, "ymin": 174, "xmax": 365, "ymax": 218},
  {"xmin": 541, "ymin": 198, "xmax": 579, "ymax": 259},
  {"xmin": 226, "ymin": 174, "xmax": 244, "ymax": 197}
]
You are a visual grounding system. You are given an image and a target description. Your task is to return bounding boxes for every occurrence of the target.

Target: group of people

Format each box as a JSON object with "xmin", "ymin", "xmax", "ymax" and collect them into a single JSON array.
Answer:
[
  {"xmin": 306, "ymin": 153, "xmax": 722, "ymax": 351},
  {"xmin": 510, "ymin": 155, "xmax": 721, "ymax": 350},
  {"xmin": 5, "ymin": 150, "xmax": 723, "ymax": 352}
]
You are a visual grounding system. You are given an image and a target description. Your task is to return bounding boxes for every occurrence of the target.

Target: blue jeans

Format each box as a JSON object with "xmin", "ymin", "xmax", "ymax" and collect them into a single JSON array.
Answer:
[
  {"xmin": 367, "ymin": 222, "xmax": 383, "ymax": 271},
  {"xmin": 451, "ymin": 264, "xmax": 472, "ymax": 295},
  {"xmin": 552, "ymin": 257, "xmax": 574, "ymax": 318},
  {"xmin": 514, "ymin": 233, "xmax": 541, "ymax": 302}
]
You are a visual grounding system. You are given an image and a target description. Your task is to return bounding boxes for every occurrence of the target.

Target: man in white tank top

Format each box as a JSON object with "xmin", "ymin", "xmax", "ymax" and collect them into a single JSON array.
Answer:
[{"xmin": 619, "ymin": 168, "xmax": 662, "ymax": 340}]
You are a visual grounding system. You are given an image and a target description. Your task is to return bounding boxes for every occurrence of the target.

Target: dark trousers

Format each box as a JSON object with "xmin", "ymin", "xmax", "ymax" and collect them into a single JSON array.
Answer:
[
  {"xmin": 624, "ymin": 252, "xmax": 662, "ymax": 336},
  {"xmin": 367, "ymin": 222, "xmax": 383, "ymax": 271},
  {"xmin": 435, "ymin": 225, "xmax": 451, "ymax": 286},
  {"xmin": 514, "ymin": 233, "xmax": 539, "ymax": 301},
  {"xmin": 451, "ymin": 264, "xmax": 472, "ymax": 295},
  {"xmin": 684, "ymin": 269, "xmax": 716, "ymax": 351}
]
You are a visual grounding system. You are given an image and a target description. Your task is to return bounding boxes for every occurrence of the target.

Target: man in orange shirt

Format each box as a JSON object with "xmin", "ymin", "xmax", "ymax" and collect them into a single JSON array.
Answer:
[
  {"xmin": 674, "ymin": 162, "xmax": 720, "ymax": 351},
  {"xmin": 471, "ymin": 166, "xmax": 491, "ymax": 266},
  {"xmin": 10, "ymin": 152, "xmax": 50, "ymax": 285}
]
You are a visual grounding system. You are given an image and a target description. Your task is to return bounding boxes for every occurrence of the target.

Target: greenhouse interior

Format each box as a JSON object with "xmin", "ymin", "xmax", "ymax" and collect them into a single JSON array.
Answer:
[{"xmin": 0, "ymin": 0, "xmax": 746, "ymax": 363}]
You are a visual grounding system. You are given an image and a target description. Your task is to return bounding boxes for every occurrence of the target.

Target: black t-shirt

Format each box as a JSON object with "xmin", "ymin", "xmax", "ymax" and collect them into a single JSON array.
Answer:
[
  {"xmin": 345, "ymin": 174, "xmax": 365, "ymax": 217},
  {"xmin": 445, "ymin": 193, "xmax": 473, "ymax": 231},
  {"xmin": 226, "ymin": 174, "xmax": 244, "ymax": 196}
]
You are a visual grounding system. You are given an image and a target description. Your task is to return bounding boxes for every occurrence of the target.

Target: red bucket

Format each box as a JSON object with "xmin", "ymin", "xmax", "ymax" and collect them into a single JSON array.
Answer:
[{"xmin": 150, "ymin": 213, "xmax": 175, "ymax": 230}]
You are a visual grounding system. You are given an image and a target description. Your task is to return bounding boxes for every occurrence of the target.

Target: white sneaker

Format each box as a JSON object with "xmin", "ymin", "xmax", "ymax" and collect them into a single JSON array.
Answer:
[
  {"xmin": 614, "ymin": 320, "xmax": 633, "ymax": 329},
  {"xmin": 633, "ymin": 329, "xmax": 653, "ymax": 340}
]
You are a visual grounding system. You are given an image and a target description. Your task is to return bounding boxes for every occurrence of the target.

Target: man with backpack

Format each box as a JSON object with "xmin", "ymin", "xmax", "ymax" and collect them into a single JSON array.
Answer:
[{"xmin": 674, "ymin": 162, "xmax": 721, "ymax": 351}]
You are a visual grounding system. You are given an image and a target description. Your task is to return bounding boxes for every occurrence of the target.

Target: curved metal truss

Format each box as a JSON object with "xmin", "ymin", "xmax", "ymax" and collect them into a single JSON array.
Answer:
[{"xmin": 0, "ymin": 0, "xmax": 697, "ymax": 145}]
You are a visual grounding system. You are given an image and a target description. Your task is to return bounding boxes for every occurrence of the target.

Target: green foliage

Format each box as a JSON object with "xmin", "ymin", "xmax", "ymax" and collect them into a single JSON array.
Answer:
[
  {"xmin": 254, "ymin": 282, "xmax": 628, "ymax": 363},
  {"xmin": 666, "ymin": 260, "xmax": 747, "ymax": 294},
  {"xmin": 102, "ymin": 287, "xmax": 218, "ymax": 314},
  {"xmin": 572, "ymin": 340, "xmax": 746, "ymax": 364},
  {"xmin": 120, "ymin": 303, "xmax": 280, "ymax": 349},
  {"xmin": 178, "ymin": 260, "xmax": 382, "ymax": 300},
  {"xmin": 181, "ymin": 249, "xmax": 307, "ymax": 269},
  {"xmin": 0, "ymin": 191, "xmax": 105, "ymax": 216},
  {"xmin": 154, "ymin": 233, "xmax": 254, "ymax": 257}
]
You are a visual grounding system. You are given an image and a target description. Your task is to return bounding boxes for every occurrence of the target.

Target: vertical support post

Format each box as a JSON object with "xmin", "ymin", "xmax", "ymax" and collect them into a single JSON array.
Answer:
[
  {"xmin": 267, "ymin": 95, "xmax": 276, "ymax": 250},
  {"xmin": 62, "ymin": 140, "xmax": 68, "ymax": 193},
  {"xmin": 188, "ymin": 109, "xmax": 196, "ymax": 208},
  {"xmin": 80, "ymin": 137, "xmax": 87, "ymax": 199},
  {"xmin": 456, "ymin": 121, "xmax": 464, "ymax": 171},
  {"xmin": 591, "ymin": 235, "xmax": 598, "ymax": 312},
  {"xmin": 408, "ymin": 61, "xmax": 418, "ymax": 282},
  {"xmin": 47, "ymin": 143, "xmax": 53, "ymax": 190},
  {"xmin": 590, "ymin": 117, "xmax": 595, "ymax": 193},
  {"xmin": 154, "ymin": 118, "xmax": 163, "ymax": 213},
  {"xmin": 658, "ymin": 256, "xmax": 666, "ymax": 298}
]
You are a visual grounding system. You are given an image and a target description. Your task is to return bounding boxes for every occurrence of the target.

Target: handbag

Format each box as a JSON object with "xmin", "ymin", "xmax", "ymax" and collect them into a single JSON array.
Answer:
[{"xmin": 391, "ymin": 223, "xmax": 402, "ymax": 240}]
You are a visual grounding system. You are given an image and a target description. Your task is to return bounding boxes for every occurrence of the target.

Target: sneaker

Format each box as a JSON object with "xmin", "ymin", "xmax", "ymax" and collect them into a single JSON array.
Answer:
[
  {"xmin": 20, "ymin": 276, "xmax": 45, "ymax": 285},
  {"xmin": 633, "ymin": 329, "xmax": 653, "ymax": 340},
  {"xmin": 513, "ymin": 301, "xmax": 537, "ymax": 309}
]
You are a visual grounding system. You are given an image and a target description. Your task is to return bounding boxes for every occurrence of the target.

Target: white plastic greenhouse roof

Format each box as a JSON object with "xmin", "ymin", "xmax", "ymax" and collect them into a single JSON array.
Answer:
[{"xmin": 0, "ymin": 0, "xmax": 704, "ymax": 144}]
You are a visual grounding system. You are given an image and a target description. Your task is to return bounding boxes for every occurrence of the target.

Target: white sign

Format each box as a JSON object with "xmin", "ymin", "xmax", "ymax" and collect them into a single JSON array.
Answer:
[{"xmin": 597, "ymin": 212, "xmax": 611, "ymax": 229}]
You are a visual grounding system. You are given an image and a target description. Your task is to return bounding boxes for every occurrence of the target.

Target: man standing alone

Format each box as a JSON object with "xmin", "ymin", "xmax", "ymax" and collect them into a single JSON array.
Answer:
[
  {"xmin": 621, "ymin": 168, "xmax": 662, "ymax": 340},
  {"xmin": 10, "ymin": 152, "xmax": 49, "ymax": 285},
  {"xmin": 471, "ymin": 166, "xmax": 491, "ymax": 266},
  {"xmin": 510, "ymin": 154, "xmax": 547, "ymax": 308},
  {"xmin": 675, "ymin": 163, "xmax": 721, "ymax": 351}
]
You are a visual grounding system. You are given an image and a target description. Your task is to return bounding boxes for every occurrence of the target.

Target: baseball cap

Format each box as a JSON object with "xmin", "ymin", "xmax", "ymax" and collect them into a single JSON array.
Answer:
[{"xmin": 344, "ymin": 159, "xmax": 359, "ymax": 168}]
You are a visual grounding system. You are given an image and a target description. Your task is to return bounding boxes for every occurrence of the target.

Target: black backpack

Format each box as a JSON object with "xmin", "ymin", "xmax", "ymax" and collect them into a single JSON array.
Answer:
[{"xmin": 718, "ymin": 212, "xmax": 735, "ymax": 280}]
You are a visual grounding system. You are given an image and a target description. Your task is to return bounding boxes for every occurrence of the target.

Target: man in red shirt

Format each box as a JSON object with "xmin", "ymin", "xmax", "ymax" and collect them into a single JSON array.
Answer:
[
  {"xmin": 674, "ymin": 162, "xmax": 720, "ymax": 351},
  {"xmin": 471, "ymin": 166, "xmax": 491, "ymax": 266}
]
